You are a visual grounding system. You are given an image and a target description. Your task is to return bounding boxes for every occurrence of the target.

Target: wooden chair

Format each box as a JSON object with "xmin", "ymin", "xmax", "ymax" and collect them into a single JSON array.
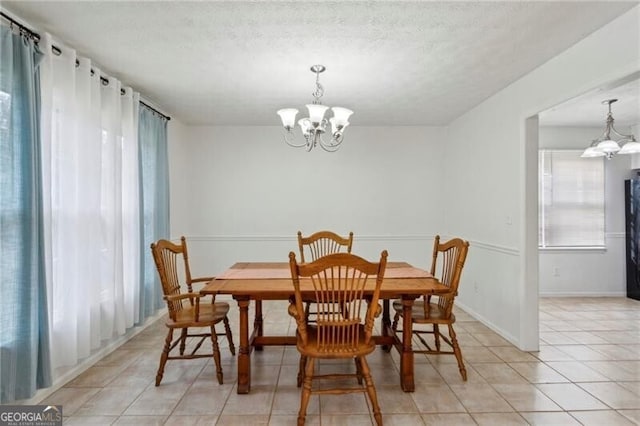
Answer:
[
  {"xmin": 297, "ymin": 230, "xmax": 354, "ymax": 321},
  {"xmin": 297, "ymin": 230, "xmax": 354, "ymax": 263},
  {"xmin": 392, "ymin": 235, "xmax": 470, "ymax": 380},
  {"xmin": 150, "ymin": 237, "xmax": 235, "ymax": 386},
  {"xmin": 288, "ymin": 250, "xmax": 388, "ymax": 426}
]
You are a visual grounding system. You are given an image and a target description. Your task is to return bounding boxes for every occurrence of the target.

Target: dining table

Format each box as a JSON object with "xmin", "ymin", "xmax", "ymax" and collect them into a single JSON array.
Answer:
[{"xmin": 201, "ymin": 261, "xmax": 450, "ymax": 394}]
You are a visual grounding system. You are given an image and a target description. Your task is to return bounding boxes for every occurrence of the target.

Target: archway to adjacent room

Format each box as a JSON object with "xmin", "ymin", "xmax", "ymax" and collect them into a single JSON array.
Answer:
[{"xmin": 524, "ymin": 71, "xmax": 639, "ymax": 352}]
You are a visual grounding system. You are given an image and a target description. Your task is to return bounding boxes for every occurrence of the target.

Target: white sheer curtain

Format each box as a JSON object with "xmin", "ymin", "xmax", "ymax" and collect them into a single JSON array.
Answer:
[{"xmin": 39, "ymin": 33, "xmax": 141, "ymax": 370}]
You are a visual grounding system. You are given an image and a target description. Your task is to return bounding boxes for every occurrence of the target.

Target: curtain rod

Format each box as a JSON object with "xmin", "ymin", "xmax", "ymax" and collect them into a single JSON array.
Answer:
[
  {"xmin": 0, "ymin": 11, "xmax": 171, "ymax": 122},
  {"xmin": 140, "ymin": 101, "xmax": 171, "ymax": 121}
]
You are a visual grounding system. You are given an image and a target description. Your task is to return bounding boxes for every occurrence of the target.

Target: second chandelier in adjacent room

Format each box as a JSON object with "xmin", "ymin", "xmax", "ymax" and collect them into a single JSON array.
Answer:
[{"xmin": 582, "ymin": 99, "xmax": 639, "ymax": 159}]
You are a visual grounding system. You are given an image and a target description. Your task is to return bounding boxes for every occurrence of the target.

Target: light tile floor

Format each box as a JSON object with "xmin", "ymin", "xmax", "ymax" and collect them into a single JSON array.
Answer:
[{"xmin": 43, "ymin": 297, "xmax": 640, "ymax": 425}]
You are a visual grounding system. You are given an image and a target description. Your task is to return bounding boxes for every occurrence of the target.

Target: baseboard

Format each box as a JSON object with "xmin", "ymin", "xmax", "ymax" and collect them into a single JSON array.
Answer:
[
  {"xmin": 539, "ymin": 292, "xmax": 627, "ymax": 297},
  {"xmin": 18, "ymin": 310, "xmax": 165, "ymax": 405},
  {"xmin": 455, "ymin": 300, "xmax": 520, "ymax": 348}
]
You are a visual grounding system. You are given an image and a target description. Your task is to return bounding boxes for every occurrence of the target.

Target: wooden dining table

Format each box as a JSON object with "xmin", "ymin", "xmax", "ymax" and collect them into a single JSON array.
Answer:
[{"xmin": 201, "ymin": 261, "xmax": 450, "ymax": 394}]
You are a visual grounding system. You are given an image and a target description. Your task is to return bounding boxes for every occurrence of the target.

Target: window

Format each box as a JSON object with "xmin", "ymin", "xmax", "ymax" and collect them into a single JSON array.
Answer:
[{"xmin": 538, "ymin": 150, "xmax": 605, "ymax": 248}]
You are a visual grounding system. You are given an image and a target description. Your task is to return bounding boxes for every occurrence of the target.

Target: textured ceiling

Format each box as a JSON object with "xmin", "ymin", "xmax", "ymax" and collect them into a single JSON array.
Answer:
[
  {"xmin": 539, "ymin": 72, "xmax": 640, "ymax": 128},
  {"xmin": 1, "ymin": 1, "xmax": 638, "ymax": 126}
]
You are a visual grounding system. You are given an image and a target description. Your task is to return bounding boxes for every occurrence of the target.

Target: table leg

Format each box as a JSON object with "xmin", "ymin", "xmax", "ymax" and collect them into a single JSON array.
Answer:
[
  {"xmin": 381, "ymin": 299, "xmax": 391, "ymax": 352},
  {"xmin": 254, "ymin": 299, "xmax": 264, "ymax": 351},
  {"xmin": 400, "ymin": 297, "xmax": 415, "ymax": 392},
  {"xmin": 236, "ymin": 297, "xmax": 251, "ymax": 394}
]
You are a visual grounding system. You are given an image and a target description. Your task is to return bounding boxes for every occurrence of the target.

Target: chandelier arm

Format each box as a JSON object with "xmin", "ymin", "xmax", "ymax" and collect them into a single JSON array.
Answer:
[
  {"xmin": 319, "ymin": 141, "xmax": 340, "ymax": 153},
  {"xmin": 318, "ymin": 133, "xmax": 343, "ymax": 152},
  {"xmin": 594, "ymin": 127, "xmax": 610, "ymax": 142},
  {"xmin": 283, "ymin": 130, "xmax": 307, "ymax": 148},
  {"xmin": 322, "ymin": 146, "xmax": 340, "ymax": 153},
  {"xmin": 609, "ymin": 125, "xmax": 636, "ymax": 141},
  {"xmin": 330, "ymin": 132, "xmax": 344, "ymax": 147},
  {"xmin": 307, "ymin": 133, "xmax": 316, "ymax": 152}
]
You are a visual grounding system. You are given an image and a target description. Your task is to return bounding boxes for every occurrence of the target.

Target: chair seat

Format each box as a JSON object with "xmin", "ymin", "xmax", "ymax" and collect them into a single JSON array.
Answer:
[
  {"xmin": 167, "ymin": 301, "xmax": 230, "ymax": 328},
  {"xmin": 392, "ymin": 300, "xmax": 456, "ymax": 324},
  {"xmin": 296, "ymin": 325, "xmax": 376, "ymax": 359}
]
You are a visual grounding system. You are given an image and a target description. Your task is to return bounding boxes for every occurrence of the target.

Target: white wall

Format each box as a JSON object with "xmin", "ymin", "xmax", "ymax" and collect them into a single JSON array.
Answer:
[
  {"xmin": 538, "ymin": 126, "xmax": 634, "ymax": 296},
  {"xmin": 170, "ymin": 125, "xmax": 447, "ymax": 277},
  {"xmin": 443, "ymin": 6, "xmax": 639, "ymax": 350}
]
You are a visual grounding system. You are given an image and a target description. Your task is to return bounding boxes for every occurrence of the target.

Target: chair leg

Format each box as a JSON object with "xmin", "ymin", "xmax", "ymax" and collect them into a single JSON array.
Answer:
[
  {"xmin": 433, "ymin": 324, "xmax": 441, "ymax": 351},
  {"xmin": 391, "ymin": 310, "xmax": 401, "ymax": 331},
  {"xmin": 223, "ymin": 316, "xmax": 236, "ymax": 356},
  {"xmin": 156, "ymin": 328, "xmax": 173, "ymax": 386},
  {"xmin": 359, "ymin": 356, "xmax": 382, "ymax": 426},
  {"xmin": 179, "ymin": 328, "xmax": 188, "ymax": 355},
  {"xmin": 448, "ymin": 324, "xmax": 467, "ymax": 381},
  {"xmin": 297, "ymin": 355, "xmax": 307, "ymax": 387},
  {"xmin": 354, "ymin": 357, "xmax": 363, "ymax": 385},
  {"xmin": 298, "ymin": 357, "xmax": 315, "ymax": 426},
  {"xmin": 210, "ymin": 325, "xmax": 224, "ymax": 384}
]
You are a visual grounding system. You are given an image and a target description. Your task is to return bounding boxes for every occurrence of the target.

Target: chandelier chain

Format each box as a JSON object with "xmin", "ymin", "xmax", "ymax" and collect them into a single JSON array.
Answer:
[{"xmin": 312, "ymin": 71, "xmax": 324, "ymax": 103}]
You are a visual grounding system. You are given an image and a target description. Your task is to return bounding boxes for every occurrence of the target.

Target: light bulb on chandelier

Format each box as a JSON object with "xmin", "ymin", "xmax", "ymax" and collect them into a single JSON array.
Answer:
[
  {"xmin": 277, "ymin": 65, "xmax": 353, "ymax": 152},
  {"xmin": 581, "ymin": 99, "xmax": 638, "ymax": 159}
]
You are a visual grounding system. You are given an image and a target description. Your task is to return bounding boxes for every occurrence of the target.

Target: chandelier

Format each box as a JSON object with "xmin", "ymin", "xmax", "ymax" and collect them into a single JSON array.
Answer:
[
  {"xmin": 581, "ymin": 99, "xmax": 639, "ymax": 159},
  {"xmin": 277, "ymin": 65, "xmax": 353, "ymax": 152}
]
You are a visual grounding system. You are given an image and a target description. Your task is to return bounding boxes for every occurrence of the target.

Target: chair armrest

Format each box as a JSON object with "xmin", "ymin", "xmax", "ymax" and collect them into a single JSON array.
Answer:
[
  {"xmin": 189, "ymin": 277, "xmax": 215, "ymax": 294},
  {"xmin": 165, "ymin": 293, "xmax": 202, "ymax": 321},
  {"xmin": 288, "ymin": 300, "xmax": 308, "ymax": 345},
  {"xmin": 191, "ymin": 276, "xmax": 215, "ymax": 284},
  {"xmin": 189, "ymin": 278, "xmax": 217, "ymax": 302},
  {"xmin": 439, "ymin": 290, "xmax": 456, "ymax": 299},
  {"xmin": 164, "ymin": 292, "xmax": 200, "ymax": 302}
]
